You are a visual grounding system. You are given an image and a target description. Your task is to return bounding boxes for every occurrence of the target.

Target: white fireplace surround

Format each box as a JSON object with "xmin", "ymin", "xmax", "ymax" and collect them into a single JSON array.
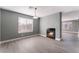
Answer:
[{"xmin": 39, "ymin": 34, "xmax": 61, "ymax": 41}]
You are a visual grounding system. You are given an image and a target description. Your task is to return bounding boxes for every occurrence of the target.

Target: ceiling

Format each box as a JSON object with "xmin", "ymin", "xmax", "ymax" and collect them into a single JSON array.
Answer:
[{"xmin": 0, "ymin": 6, "xmax": 79, "ymax": 17}]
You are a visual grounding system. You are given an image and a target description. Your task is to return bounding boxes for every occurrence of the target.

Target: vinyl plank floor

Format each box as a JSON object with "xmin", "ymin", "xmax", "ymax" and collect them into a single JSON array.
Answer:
[{"xmin": 0, "ymin": 36, "xmax": 66, "ymax": 53}]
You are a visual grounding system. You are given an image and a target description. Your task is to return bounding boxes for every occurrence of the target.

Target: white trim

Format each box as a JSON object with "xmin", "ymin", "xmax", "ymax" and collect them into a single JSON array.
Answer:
[
  {"xmin": 55, "ymin": 38, "xmax": 61, "ymax": 41},
  {"xmin": 1, "ymin": 34, "xmax": 39, "ymax": 44},
  {"xmin": 63, "ymin": 31, "xmax": 79, "ymax": 34},
  {"xmin": 1, "ymin": 34, "xmax": 61, "ymax": 44},
  {"xmin": 39, "ymin": 34, "xmax": 46, "ymax": 37},
  {"xmin": 39, "ymin": 34, "xmax": 61, "ymax": 41}
]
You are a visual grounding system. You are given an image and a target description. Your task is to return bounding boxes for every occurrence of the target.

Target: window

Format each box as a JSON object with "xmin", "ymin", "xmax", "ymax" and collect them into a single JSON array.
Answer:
[
  {"xmin": 62, "ymin": 22, "xmax": 72, "ymax": 31},
  {"xmin": 18, "ymin": 17, "xmax": 33, "ymax": 33}
]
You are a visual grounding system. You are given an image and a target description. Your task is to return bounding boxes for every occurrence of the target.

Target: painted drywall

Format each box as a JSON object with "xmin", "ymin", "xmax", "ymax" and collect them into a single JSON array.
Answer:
[
  {"xmin": 62, "ymin": 20, "xmax": 79, "ymax": 32},
  {"xmin": 1, "ymin": 9, "xmax": 40, "ymax": 41},
  {"xmin": 62, "ymin": 20, "xmax": 79, "ymax": 39},
  {"xmin": 62, "ymin": 10, "xmax": 79, "ymax": 32},
  {"xmin": 0, "ymin": 9, "xmax": 1, "ymax": 41},
  {"xmin": 62, "ymin": 10, "xmax": 79, "ymax": 39},
  {"xmin": 72, "ymin": 21, "xmax": 79, "ymax": 32},
  {"xmin": 40, "ymin": 13, "xmax": 61, "ymax": 39}
]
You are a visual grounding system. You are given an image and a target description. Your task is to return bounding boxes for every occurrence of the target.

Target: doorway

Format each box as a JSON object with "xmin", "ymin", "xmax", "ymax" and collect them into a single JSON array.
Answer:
[{"xmin": 62, "ymin": 11, "xmax": 79, "ymax": 52}]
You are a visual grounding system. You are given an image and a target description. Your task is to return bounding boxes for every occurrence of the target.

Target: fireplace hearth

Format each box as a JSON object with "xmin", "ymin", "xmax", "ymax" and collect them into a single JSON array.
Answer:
[{"xmin": 47, "ymin": 28, "xmax": 55, "ymax": 39}]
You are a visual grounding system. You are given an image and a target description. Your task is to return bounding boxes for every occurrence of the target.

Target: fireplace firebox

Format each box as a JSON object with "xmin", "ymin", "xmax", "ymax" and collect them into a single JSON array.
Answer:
[{"xmin": 47, "ymin": 28, "xmax": 55, "ymax": 39}]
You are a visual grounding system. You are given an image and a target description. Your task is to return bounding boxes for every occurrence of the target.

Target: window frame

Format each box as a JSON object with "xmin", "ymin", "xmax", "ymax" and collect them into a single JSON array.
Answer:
[{"xmin": 18, "ymin": 17, "xmax": 33, "ymax": 33}]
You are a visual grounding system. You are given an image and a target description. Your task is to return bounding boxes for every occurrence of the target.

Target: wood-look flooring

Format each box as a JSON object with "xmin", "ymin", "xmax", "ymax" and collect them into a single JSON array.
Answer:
[
  {"xmin": 62, "ymin": 32, "xmax": 79, "ymax": 53},
  {"xmin": 0, "ymin": 33, "xmax": 79, "ymax": 53},
  {"xmin": 0, "ymin": 35, "xmax": 66, "ymax": 53}
]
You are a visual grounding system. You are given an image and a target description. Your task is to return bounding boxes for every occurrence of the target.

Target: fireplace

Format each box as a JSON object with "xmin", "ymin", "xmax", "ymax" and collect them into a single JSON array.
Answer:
[{"xmin": 47, "ymin": 28, "xmax": 55, "ymax": 39}]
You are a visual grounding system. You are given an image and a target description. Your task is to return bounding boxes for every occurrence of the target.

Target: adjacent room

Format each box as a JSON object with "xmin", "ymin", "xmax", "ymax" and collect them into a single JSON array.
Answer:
[{"xmin": 0, "ymin": 6, "xmax": 79, "ymax": 53}]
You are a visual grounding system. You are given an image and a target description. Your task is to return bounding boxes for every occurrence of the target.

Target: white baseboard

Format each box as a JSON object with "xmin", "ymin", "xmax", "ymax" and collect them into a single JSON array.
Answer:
[
  {"xmin": 1, "ymin": 34, "xmax": 61, "ymax": 44},
  {"xmin": 1, "ymin": 34, "xmax": 39, "ymax": 44},
  {"xmin": 39, "ymin": 34, "xmax": 61, "ymax": 41},
  {"xmin": 55, "ymin": 38, "xmax": 61, "ymax": 41},
  {"xmin": 39, "ymin": 34, "xmax": 46, "ymax": 37}
]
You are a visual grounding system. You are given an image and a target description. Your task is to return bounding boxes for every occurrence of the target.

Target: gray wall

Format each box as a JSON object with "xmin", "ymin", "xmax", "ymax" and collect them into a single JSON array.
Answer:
[
  {"xmin": 62, "ymin": 11, "xmax": 79, "ymax": 39},
  {"xmin": 40, "ymin": 13, "xmax": 61, "ymax": 38},
  {"xmin": 72, "ymin": 21, "xmax": 79, "ymax": 32},
  {"xmin": 0, "ymin": 9, "xmax": 1, "ymax": 40},
  {"xmin": 62, "ymin": 10, "xmax": 79, "ymax": 32},
  {"xmin": 1, "ymin": 9, "xmax": 40, "ymax": 41},
  {"xmin": 62, "ymin": 20, "xmax": 79, "ymax": 32}
]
